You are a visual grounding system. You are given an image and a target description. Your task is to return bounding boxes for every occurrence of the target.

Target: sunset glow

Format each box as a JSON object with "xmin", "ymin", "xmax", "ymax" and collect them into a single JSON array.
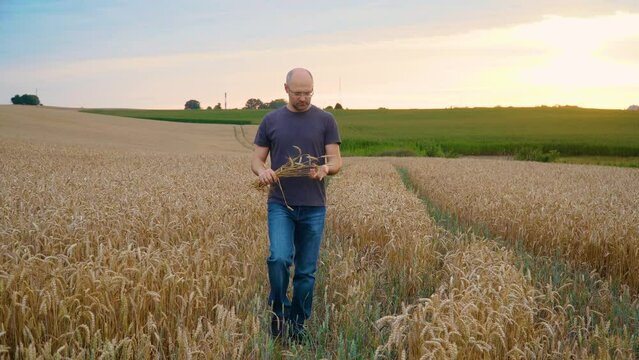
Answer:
[{"xmin": 1, "ymin": 2, "xmax": 637, "ymax": 109}]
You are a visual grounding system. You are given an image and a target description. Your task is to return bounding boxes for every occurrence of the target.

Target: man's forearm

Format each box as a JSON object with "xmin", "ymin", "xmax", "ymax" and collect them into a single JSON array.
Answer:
[
  {"xmin": 251, "ymin": 158, "xmax": 268, "ymax": 176},
  {"xmin": 325, "ymin": 157, "xmax": 342, "ymax": 176}
]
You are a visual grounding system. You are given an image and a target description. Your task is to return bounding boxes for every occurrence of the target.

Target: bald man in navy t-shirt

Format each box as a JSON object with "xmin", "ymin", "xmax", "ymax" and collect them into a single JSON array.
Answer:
[{"xmin": 251, "ymin": 68, "xmax": 342, "ymax": 343}]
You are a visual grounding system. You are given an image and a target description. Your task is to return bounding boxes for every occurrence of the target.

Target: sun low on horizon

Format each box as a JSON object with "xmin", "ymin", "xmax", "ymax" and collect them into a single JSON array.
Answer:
[{"xmin": 1, "ymin": 2, "xmax": 638, "ymax": 110}]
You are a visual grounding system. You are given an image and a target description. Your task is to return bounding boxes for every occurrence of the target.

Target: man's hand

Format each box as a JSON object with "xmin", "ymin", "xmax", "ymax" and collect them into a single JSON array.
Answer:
[
  {"xmin": 258, "ymin": 168, "xmax": 279, "ymax": 186},
  {"xmin": 309, "ymin": 164, "xmax": 330, "ymax": 181}
]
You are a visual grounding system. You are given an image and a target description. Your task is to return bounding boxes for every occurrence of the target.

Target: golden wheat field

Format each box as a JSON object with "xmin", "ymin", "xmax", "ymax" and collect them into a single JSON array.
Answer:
[
  {"xmin": 395, "ymin": 158, "xmax": 639, "ymax": 289},
  {"xmin": 1, "ymin": 106, "xmax": 638, "ymax": 358}
]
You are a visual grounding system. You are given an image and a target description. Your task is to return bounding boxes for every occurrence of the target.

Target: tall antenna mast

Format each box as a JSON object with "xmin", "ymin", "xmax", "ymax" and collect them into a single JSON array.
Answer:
[{"xmin": 224, "ymin": 92, "xmax": 227, "ymax": 110}]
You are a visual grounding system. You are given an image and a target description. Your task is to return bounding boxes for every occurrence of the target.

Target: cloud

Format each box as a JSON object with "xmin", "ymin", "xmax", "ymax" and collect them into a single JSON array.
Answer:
[{"xmin": 2, "ymin": 11, "xmax": 637, "ymax": 109}]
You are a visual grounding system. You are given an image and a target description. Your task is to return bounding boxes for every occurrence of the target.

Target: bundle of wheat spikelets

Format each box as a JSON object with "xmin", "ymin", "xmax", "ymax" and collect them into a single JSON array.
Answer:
[{"xmin": 252, "ymin": 146, "xmax": 332, "ymax": 209}]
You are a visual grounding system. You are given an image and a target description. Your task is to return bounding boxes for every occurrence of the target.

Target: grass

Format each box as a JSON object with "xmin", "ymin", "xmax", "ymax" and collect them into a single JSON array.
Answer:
[
  {"xmin": 335, "ymin": 107, "xmax": 639, "ymax": 157},
  {"xmin": 83, "ymin": 107, "xmax": 639, "ymax": 161},
  {"xmin": 555, "ymin": 156, "xmax": 639, "ymax": 168},
  {"xmin": 81, "ymin": 108, "xmax": 260, "ymax": 125}
]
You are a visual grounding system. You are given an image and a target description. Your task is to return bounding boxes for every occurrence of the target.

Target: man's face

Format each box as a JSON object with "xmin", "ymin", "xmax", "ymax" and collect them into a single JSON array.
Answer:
[{"xmin": 285, "ymin": 74, "xmax": 313, "ymax": 112}]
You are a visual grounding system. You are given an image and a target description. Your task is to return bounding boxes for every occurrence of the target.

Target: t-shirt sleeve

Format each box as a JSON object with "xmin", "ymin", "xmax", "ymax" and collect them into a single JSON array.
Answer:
[
  {"xmin": 254, "ymin": 118, "xmax": 270, "ymax": 147},
  {"xmin": 324, "ymin": 113, "xmax": 341, "ymax": 145}
]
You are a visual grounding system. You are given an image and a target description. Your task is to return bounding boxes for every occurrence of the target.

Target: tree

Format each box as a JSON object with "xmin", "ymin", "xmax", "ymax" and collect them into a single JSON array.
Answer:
[
  {"xmin": 266, "ymin": 98, "xmax": 287, "ymax": 109},
  {"xmin": 324, "ymin": 105, "xmax": 334, "ymax": 111},
  {"xmin": 334, "ymin": 102, "xmax": 343, "ymax": 110},
  {"xmin": 244, "ymin": 98, "xmax": 264, "ymax": 110},
  {"xmin": 214, "ymin": 102, "xmax": 222, "ymax": 110},
  {"xmin": 11, "ymin": 94, "xmax": 40, "ymax": 105},
  {"xmin": 258, "ymin": 98, "xmax": 287, "ymax": 109},
  {"xmin": 184, "ymin": 99, "xmax": 200, "ymax": 110},
  {"xmin": 206, "ymin": 106, "xmax": 212, "ymax": 110}
]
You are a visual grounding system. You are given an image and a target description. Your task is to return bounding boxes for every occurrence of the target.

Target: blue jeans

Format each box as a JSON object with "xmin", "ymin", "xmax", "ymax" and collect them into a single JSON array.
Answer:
[{"xmin": 267, "ymin": 202, "xmax": 326, "ymax": 332}]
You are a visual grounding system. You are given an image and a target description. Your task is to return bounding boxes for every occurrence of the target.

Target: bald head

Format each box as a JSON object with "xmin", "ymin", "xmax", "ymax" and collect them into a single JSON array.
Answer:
[
  {"xmin": 286, "ymin": 68, "xmax": 313, "ymax": 85},
  {"xmin": 285, "ymin": 68, "xmax": 314, "ymax": 112}
]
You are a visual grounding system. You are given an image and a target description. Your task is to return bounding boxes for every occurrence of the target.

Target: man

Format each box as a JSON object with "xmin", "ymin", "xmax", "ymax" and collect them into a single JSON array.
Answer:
[{"xmin": 251, "ymin": 68, "xmax": 342, "ymax": 342}]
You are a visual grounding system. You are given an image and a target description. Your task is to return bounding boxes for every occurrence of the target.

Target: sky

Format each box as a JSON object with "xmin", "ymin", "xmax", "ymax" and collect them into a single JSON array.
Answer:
[{"xmin": 1, "ymin": 0, "xmax": 638, "ymax": 109}]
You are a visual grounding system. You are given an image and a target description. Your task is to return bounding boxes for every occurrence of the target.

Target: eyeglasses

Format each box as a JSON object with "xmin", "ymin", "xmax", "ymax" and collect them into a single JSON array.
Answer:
[{"xmin": 289, "ymin": 90, "xmax": 314, "ymax": 97}]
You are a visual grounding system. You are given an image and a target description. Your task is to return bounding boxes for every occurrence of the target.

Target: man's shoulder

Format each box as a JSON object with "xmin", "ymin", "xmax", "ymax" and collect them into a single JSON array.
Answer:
[
  {"xmin": 262, "ymin": 106, "xmax": 287, "ymax": 121},
  {"xmin": 309, "ymin": 105, "xmax": 336, "ymax": 120}
]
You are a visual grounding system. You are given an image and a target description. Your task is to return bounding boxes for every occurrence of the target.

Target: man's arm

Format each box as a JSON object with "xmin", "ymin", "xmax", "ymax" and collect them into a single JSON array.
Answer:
[
  {"xmin": 310, "ymin": 143, "xmax": 342, "ymax": 180},
  {"xmin": 252, "ymin": 145, "xmax": 279, "ymax": 185}
]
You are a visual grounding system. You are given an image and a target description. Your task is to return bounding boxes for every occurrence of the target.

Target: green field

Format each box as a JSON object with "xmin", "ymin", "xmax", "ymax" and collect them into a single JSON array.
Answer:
[
  {"xmin": 556, "ymin": 156, "xmax": 639, "ymax": 168},
  {"xmin": 82, "ymin": 108, "xmax": 258, "ymax": 125},
  {"xmin": 82, "ymin": 107, "xmax": 639, "ymax": 159}
]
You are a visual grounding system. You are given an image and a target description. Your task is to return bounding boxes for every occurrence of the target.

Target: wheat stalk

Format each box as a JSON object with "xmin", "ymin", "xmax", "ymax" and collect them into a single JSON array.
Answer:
[{"xmin": 252, "ymin": 146, "xmax": 333, "ymax": 210}]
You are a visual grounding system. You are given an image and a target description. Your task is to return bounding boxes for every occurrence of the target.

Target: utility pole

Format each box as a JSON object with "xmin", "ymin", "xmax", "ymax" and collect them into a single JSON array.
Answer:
[{"xmin": 224, "ymin": 92, "xmax": 227, "ymax": 110}]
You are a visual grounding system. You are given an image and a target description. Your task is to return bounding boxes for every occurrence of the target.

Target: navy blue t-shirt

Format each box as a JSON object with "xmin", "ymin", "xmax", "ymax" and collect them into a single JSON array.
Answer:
[{"xmin": 254, "ymin": 105, "xmax": 341, "ymax": 206}]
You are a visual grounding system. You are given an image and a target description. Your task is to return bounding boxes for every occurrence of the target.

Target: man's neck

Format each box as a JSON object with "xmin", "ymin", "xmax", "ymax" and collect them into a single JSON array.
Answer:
[{"xmin": 287, "ymin": 104, "xmax": 312, "ymax": 113}]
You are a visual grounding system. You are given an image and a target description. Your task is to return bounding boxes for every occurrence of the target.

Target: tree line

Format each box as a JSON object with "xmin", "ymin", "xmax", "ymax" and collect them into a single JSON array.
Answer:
[
  {"xmin": 184, "ymin": 98, "xmax": 343, "ymax": 110},
  {"xmin": 8, "ymin": 93, "xmax": 343, "ymax": 110}
]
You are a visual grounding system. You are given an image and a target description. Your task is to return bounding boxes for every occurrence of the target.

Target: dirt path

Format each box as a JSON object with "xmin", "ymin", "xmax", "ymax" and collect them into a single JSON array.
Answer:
[{"xmin": 0, "ymin": 105, "xmax": 258, "ymax": 154}]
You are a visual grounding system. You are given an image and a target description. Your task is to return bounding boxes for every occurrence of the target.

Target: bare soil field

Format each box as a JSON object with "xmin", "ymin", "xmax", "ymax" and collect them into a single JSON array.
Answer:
[{"xmin": 0, "ymin": 105, "xmax": 257, "ymax": 154}]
